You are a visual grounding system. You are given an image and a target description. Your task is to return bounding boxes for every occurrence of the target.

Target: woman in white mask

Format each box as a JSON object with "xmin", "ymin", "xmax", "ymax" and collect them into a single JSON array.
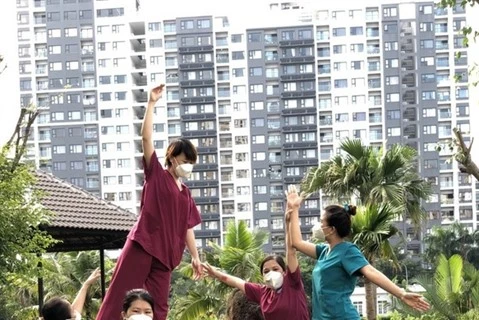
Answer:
[
  {"xmin": 202, "ymin": 187, "xmax": 310, "ymax": 320},
  {"xmin": 287, "ymin": 185, "xmax": 430, "ymax": 320},
  {"xmin": 40, "ymin": 268, "xmax": 100, "ymax": 320},
  {"xmin": 97, "ymin": 85, "xmax": 203, "ymax": 320},
  {"xmin": 121, "ymin": 289, "xmax": 154, "ymax": 320}
]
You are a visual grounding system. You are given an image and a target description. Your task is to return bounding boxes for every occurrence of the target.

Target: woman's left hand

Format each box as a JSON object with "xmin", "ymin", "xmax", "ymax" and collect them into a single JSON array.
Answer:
[{"xmin": 401, "ymin": 292, "xmax": 430, "ymax": 312}]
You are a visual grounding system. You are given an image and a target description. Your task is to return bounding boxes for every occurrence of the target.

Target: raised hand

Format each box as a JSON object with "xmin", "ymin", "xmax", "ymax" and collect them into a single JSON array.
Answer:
[
  {"xmin": 285, "ymin": 185, "xmax": 303, "ymax": 209},
  {"xmin": 149, "ymin": 84, "xmax": 165, "ymax": 104},
  {"xmin": 84, "ymin": 267, "xmax": 101, "ymax": 286}
]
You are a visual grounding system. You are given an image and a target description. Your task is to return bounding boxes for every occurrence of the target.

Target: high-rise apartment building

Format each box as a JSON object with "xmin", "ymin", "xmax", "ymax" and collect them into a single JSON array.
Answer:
[{"xmin": 14, "ymin": 0, "xmax": 477, "ymax": 253}]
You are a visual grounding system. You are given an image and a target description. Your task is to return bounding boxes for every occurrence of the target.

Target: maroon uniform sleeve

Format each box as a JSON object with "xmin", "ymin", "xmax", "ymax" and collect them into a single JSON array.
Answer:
[
  {"xmin": 187, "ymin": 195, "xmax": 202, "ymax": 228},
  {"xmin": 244, "ymin": 282, "xmax": 263, "ymax": 304},
  {"xmin": 286, "ymin": 265, "xmax": 303, "ymax": 289},
  {"xmin": 143, "ymin": 151, "xmax": 163, "ymax": 181}
]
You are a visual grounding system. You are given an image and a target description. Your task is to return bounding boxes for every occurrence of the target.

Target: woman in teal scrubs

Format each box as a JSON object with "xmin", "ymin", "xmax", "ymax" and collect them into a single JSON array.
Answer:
[{"xmin": 286, "ymin": 186, "xmax": 430, "ymax": 319}]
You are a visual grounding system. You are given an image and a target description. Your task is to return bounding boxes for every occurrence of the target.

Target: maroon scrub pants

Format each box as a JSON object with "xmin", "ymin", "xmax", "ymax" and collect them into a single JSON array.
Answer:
[{"xmin": 96, "ymin": 239, "xmax": 171, "ymax": 320}]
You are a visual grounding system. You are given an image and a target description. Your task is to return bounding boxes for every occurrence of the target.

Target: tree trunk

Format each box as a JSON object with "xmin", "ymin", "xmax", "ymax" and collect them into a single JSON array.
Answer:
[
  {"xmin": 364, "ymin": 277, "xmax": 377, "ymax": 320},
  {"xmin": 453, "ymin": 128, "xmax": 479, "ymax": 182}
]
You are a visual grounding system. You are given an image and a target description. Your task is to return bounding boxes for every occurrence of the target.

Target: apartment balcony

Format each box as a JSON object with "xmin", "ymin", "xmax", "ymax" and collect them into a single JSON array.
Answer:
[
  {"xmin": 279, "ymin": 39, "xmax": 314, "ymax": 47},
  {"xmin": 280, "ymin": 73, "xmax": 315, "ymax": 81},
  {"xmin": 179, "ymin": 62, "xmax": 214, "ymax": 71},
  {"xmin": 403, "ymin": 108, "xmax": 417, "ymax": 122},
  {"xmin": 130, "ymin": 38, "xmax": 146, "ymax": 53},
  {"xmin": 319, "ymin": 118, "xmax": 332, "ymax": 126},
  {"xmin": 178, "ymin": 45, "xmax": 214, "ymax": 54},
  {"xmin": 132, "ymin": 89, "xmax": 148, "ymax": 103},
  {"xmin": 180, "ymin": 79, "xmax": 215, "ymax": 88},
  {"xmin": 369, "ymin": 132, "xmax": 383, "ymax": 140},
  {"xmin": 281, "ymin": 91, "xmax": 315, "ymax": 99},
  {"xmin": 132, "ymin": 72, "xmax": 147, "ymax": 87},
  {"xmin": 279, "ymin": 56, "xmax": 315, "ymax": 64},
  {"xmin": 131, "ymin": 55, "xmax": 147, "ymax": 69},
  {"xmin": 180, "ymin": 96, "xmax": 215, "ymax": 105}
]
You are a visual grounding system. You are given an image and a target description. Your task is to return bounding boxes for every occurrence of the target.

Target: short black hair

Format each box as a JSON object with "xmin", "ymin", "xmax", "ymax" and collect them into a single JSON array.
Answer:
[
  {"xmin": 324, "ymin": 204, "xmax": 357, "ymax": 238},
  {"xmin": 260, "ymin": 255, "xmax": 286, "ymax": 273},
  {"xmin": 41, "ymin": 297, "xmax": 72, "ymax": 320},
  {"xmin": 165, "ymin": 138, "xmax": 198, "ymax": 166},
  {"xmin": 122, "ymin": 289, "xmax": 154, "ymax": 313}
]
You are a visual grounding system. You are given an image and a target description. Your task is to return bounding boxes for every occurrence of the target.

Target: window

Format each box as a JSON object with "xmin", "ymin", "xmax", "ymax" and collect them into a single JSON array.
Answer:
[
  {"xmin": 248, "ymin": 50, "xmax": 262, "ymax": 59},
  {"xmin": 248, "ymin": 32, "xmax": 261, "ymax": 42},
  {"xmin": 386, "ymin": 93, "xmax": 400, "ymax": 102},
  {"xmin": 232, "ymin": 51, "xmax": 244, "ymax": 60},
  {"xmin": 422, "ymin": 91, "xmax": 436, "ymax": 100},
  {"xmin": 423, "ymin": 125, "xmax": 437, "ymax": 135},
  {"xmin": 383, "ymin": 7, "xmax": 397, "ymax": 17},
  {"xmin": 332, "ymin": 28, "xmax": 346, "ymax": 37},
  {"xmin": 350, "ymin": 26, "xmax": 363, "ymax": 36},
  {"xmin": 385, "ymin": 59, "xmax": 399, "ymax": 68}
]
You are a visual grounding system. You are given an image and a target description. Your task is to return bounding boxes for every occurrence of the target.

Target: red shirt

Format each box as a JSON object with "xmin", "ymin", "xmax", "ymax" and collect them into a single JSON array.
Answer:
[
  {"xmin": 244, "ymin": 267, "xmax": 310, "ymax": 320},
  {"xmin": 128, "ymin": 151, "xmax": 201, "ymax": 270}
]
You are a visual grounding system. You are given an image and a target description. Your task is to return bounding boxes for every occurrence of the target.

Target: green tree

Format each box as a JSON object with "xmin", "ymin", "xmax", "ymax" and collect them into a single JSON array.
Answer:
[
  {"xmin": 397, "ymin": 254, "xmax": 479, "ymax": 320},
  {"xmin": 0, "ymin": 251, "xmax": 112, "ymax": 320},
  {"xmin": 302, "ymin": 139, "xmax": 432, "ymax": 227},
  {"xmin": 168, "ymin": 221, "xmax": 268, "ymax": 320},
  {"xmin": 351, "ymin": 205, "xmax": 401, "ymax": 320},
  {"xmin": 424, "ymin": 222, "xmax": 479, "ymax": 269},
  {"xmin": 436, "ymin": 0, "xmax": 479, "ymax": 181},
  {"xmin": 301, "ymin": 139, "xmax": 432, "ymax": 319}
]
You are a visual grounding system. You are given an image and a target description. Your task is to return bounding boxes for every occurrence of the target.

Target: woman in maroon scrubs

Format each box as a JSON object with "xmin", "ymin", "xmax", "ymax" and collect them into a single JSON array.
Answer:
[{"xmin": 96, "ymin": 84, "xmax": 203, "ymax": 320}]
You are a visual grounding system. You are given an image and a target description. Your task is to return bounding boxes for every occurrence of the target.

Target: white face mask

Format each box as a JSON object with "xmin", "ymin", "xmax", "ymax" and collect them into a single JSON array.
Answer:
[
  {"xmin": 174, "ymin": 159, "xmax": 193, "ymax": 178},
  {"xmin": 263, "ymin": 271, "xmax": 284, "ymax": 290},
  {"xmin": 127, "ymin": 315, "xmax": 153, "ymax": 320},
  {"xmin": 311, "ymin": 223, "xmax": 333, "ymax": 241}
]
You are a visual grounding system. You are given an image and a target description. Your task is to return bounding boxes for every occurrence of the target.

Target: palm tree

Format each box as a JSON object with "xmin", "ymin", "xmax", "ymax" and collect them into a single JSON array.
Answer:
[
  {"xmin": 351, "ymin": 205, "xmax": 401, "ymax": 320},
  {"xmin": 424, "ymin": 222, "xmax": 479, "ymax": 269},
  {"xmin": 301, "ymin": 138, "xmax": 432, "ymax": 319},
  {"xmin": 169, "ymin": 221, "xmax": 268, "ymax": 320},
  {"xmin": 399, "ymin": 254, "xmax": 479, "ymax": 319},
  {"xmin": 302, "ymin": 138, "xmax": 432, "ymax": 226},
  {"xmin": 0, "ymin": 251, "xmax": 111, "ymax": 319}
]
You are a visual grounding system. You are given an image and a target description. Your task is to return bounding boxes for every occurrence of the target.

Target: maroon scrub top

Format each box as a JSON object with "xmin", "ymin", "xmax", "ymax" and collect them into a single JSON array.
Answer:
[
  {"xmin": 128, "ymin": 151, "xmax": 201, "ymax": 270},
  {"xmin": 244, "ymin": 267, "xmax": 310, "ymax": 320}
]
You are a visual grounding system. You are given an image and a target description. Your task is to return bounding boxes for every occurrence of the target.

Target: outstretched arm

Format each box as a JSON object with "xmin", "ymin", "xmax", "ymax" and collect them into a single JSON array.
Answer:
[
  {"xmin": 286, "ymin": 186, "xmax": 317, "ymax": 259},
  {"xmin": 71, "ymin": 268, "xmax": 100, "ymax": 314},
  {"xmin": 202, "ymin": 262, "xmax": 246, "ymax": 294},
  {"xmin": 361, "ymin": 265, "xmax": 430, "ymax": 312},
  {"xmin": 141, "ymin": 84, "xmax": 165, "ymax": 168}
]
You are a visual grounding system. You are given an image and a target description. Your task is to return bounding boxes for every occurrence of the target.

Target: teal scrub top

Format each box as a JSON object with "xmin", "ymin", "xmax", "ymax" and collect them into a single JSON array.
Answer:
[{"xmin": 312, "ymin": 242, "xmax": 369, "ymax": 320}]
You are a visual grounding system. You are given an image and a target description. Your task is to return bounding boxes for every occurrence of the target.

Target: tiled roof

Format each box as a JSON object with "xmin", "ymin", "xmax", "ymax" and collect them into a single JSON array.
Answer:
[{"xmin": 34, "ymin": 170, "xmax": 138, "ymax": 231}]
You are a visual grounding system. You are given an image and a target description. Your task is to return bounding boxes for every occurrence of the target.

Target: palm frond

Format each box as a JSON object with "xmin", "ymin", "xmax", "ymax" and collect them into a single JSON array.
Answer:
[{"xmin": 435, "ymin": 254, "xmax": 463, "ymax": 301}]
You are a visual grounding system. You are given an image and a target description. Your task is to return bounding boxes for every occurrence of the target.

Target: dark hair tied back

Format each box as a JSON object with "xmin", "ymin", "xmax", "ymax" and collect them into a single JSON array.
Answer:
[{"xmin": 343, "ymin": 204, "xmax": 357, "ymax": 216}]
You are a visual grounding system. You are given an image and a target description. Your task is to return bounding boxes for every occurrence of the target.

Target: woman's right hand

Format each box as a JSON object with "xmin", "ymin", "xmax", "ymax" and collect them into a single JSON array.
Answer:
[
  {"xmin": 149, "ymin": 84, "xmax": 165, "ymax": 103},
  {"xmin": 202, "ymin": 262, "xmax": 219, "ymax": 279},
  {"xmin": 285, "ymin": 185, "xmax": 303, "ymax": 209}
]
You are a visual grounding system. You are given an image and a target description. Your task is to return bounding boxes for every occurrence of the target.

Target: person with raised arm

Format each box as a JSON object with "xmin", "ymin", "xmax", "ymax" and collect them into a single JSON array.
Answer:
[
  {"xmin": 286, "ymin": 185, "xmax": 430, "ymax": 320},
  {"xmin": 41, "ymin": 268, "xmax": 100, "ymax": 320},
  {"xmin": 96, "ymin": 84, "xmax": 203, "ymax": 320},
  {"xmin": 202, "ymin": 187, "xmax": 309, "ymax": 320}
]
